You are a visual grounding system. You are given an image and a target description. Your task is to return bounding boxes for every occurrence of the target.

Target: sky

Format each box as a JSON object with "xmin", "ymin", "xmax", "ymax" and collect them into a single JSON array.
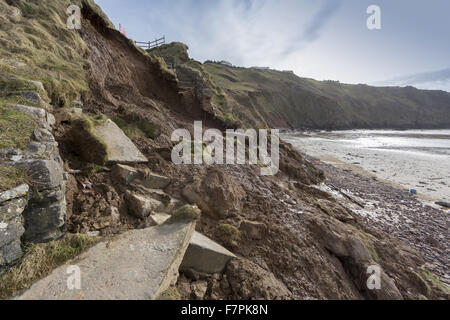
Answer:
[{"xmin": 94, "ymin": 0, "xmax": 450, "ymax": 91}]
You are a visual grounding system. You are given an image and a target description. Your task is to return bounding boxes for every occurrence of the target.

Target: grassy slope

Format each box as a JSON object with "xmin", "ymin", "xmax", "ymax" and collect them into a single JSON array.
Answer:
[
  {"xmin": 150, "ymin": 43, "xmax": 450, "ymax": 130},
  {"xmin": 204, "ymin": 63, "xmax": 450, "ymax": 130}
]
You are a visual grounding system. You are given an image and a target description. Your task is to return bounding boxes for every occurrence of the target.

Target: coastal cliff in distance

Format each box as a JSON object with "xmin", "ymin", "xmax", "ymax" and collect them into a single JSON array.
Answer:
[{"xmin": 150, "ymin": 42, "xmax": 450, "ymax": 130}]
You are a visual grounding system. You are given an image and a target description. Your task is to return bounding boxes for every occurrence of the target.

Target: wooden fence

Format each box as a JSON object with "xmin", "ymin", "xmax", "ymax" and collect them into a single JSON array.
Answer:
[{"xmin": 135, "ymin": 36, "xmax": 165, "ymax": 50}]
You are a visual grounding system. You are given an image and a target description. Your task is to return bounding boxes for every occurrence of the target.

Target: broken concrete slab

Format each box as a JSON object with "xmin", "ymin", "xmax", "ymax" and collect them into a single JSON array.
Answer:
[
  {"xmin": 112, "ymin": 164, "xmax": 170, "ymax": 190},
  {"xmin": 18, "ymin": 221, "xmax": 197, "ymax": 300},
  {"xmin": 133, "ymin": 171, "xmax": 171, "ymax": 190},
  {"xmin": 70, "ymin": 117, "xmax": 147, "ymax": 165},
  {"xmin": 126, "ymin": 191, "xmax": 165, "ymax": 219},
  {"xmin": 93, "ymin": 119, "xmax": 148, "ymax": 164},
  {"xmin": 149, "ymin": 212, "xmax": 171, "ymax": 225},
  {"xmin": 181, "ymin": 232, "xmax": 236, "ymax": 274},
  {"xmin": 112, "ymin": 164, "xmax": 140, "ymax": 185}
]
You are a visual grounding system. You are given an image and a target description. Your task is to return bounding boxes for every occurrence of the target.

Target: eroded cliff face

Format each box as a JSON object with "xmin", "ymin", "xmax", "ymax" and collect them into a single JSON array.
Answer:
[
  {"xmin": 150, "ymin": 43, "xmax": 450, "ymax": 130},
  {"xmin": 0, "ymin": 0, "xmax": 448, "ymax": 300}
]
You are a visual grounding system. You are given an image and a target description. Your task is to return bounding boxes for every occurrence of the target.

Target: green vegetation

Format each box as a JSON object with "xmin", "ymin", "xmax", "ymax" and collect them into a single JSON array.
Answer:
[
  {"xmin": 111, "ymin": 115, "xmax": 160, "ymax": 140},
  {"xmin": 0, "ymin": 0, "xmax": 94, "ymax": 107},
  {"xmin": 0, "ymin": 104, "xmax": 36, "ymax": 149},
  {"xmin": 151, "ymin": 42, "xmax": 450, "ymax": 130},
  {"xmin": 314, "ymin": 200, "xmax": 335, "ymax": 218},
  {"xmin": 216, "ymin": 224, "xmax": 241, "ymax": 246},
  {"xmin": 422, "ymin": 269, "xmax": 448, "ymax": 293},
  {"xmin": 0, "ymin": 165, "xmax": 28, "ymax": 192},
  {"xmin": 0, "ymin": 234, "xmax": 97, "ymax": 299},
  {"xmin": 165, "ymin": 205, "xmax": 201, "ymax": 224}
]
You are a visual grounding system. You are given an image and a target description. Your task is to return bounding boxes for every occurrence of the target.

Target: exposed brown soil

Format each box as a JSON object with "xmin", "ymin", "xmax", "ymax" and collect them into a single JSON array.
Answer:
[{"xmin": 50, "ymin": 5, "xmax": 449, "ymax": 300}]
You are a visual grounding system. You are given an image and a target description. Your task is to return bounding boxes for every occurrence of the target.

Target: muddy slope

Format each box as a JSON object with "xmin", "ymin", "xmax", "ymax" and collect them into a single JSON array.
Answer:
[{"xmin": 2, "ymin": 0, "xmax": 446, "ymax": 299}]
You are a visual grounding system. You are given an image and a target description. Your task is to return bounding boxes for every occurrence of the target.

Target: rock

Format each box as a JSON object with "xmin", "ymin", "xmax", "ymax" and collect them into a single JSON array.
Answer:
[
  {"xmin": 21, "ymin": 91, "xmax": 45, "ymax": 106},
  {"xmin": 134, "ymin": 170, "xmax": 170, "ymax": 190},
  {"xmin": 182, "ymin": 168, "xmax": 245, "ymax": 219},
  {"xmin": 18, "ymin": 221, "xmax": 197, "ymax": 300},
  {"xmin": 181, "ymin": 232, "xmax": 236, "ymax": 274},
  {"xmin": 21, "ymin": 160, "xmax": 66, "ymax": 242},
  {"xmin": 191, "ymin": 280, "xmax": 208, "ymax": 300},
  {"xmin": 2, "ymin": 105, "xmax": 66, "ymax": 244},
  {"xmin": 112, "ymin": 164, "xmax": 171, "ymax": 190},
  {"xmin": 0, "ymin": 196, "xmax": 27, "ymax": 272},
  {"xmin": 435, "ymin": 202, "xmax": 450, "ymax": 208},
  {"xmin": 125, "ymin": 191, "xmax": 165, "ymax": 219},
  {"xmin": 0, "ymin": 184, "xmax": 29, "ymax": 203},
  {"xmin": 112, "ymin": 164, "xmax": 140, "ymax": 185},
  {"xmin": 70, "ymin": 117, "xmax": 147, "ymax": 165},
  {"xmin": 7, "ymin": 105, "xmax": 54, "ymax": 128},
  {"xmin": 226, "ymin": 259, "xmax": 293, "ymax": 300},
  {"xmin": 149, "ymin": 212, "xmax": 171, "ymax": 225},
  {"xmin": 239, "ymin": 220, "xmax": 266, "ymax": 240}
]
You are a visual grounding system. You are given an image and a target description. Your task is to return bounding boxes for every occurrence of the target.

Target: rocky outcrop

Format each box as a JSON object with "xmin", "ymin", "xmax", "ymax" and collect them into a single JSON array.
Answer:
[
  {"xmin": 19, "ymin": 220, "xmax": 197, "ymax": 300},
  {"xmin": 0, "ymin": 184, "xmax": 29, "ymax": 273},
  {"xmin": 0, "ymin": 105, "xmax": 66, "ymax": 243}
]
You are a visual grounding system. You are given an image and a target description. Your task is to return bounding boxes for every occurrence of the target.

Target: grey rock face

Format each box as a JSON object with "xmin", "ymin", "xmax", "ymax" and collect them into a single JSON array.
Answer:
[
  {"xmin": 1, "ymin": 105, "xmax": 67, "ymax": 244},
  {"xmin": 0, "ymin": 195, "xmax": 28, "ymax": 273}
]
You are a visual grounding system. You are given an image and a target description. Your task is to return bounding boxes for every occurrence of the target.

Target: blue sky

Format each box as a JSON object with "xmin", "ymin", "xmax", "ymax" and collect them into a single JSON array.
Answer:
[{"xmin": 95, "ymin": 0, "xmax": 450, "ymax": 91}]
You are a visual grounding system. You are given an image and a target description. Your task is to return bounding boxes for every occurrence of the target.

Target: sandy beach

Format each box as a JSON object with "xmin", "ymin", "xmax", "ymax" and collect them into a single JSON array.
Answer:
[
  {"xmin": 283, "ymin": 130, "xmax": 450, "ymax": 286},
  {"xmin": 283, "ymin": 130, "xmax": 450, "ymax": 205}
]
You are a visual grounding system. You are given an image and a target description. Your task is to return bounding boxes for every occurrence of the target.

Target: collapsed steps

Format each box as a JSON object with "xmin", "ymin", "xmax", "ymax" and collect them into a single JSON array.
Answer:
[{"xmin": 18, "ymin": 218, "xmax": 235, "ymax": 300}]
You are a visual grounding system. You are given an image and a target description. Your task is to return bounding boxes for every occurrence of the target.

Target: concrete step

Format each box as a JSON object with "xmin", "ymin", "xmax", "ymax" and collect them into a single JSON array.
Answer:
[{"xmin": 18, "ymin": 221, "xmax": 196, "ymax": 300}]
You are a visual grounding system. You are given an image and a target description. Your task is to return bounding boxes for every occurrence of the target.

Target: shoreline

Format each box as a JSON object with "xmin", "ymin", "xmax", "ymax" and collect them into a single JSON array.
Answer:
[{"xmin": 290, "ymin": 147, "xmax": 449, "ymax": 286}]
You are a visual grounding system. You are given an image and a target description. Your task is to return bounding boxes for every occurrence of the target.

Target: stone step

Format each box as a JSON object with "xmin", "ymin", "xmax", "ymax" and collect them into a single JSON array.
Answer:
[
  {"xmin": 18, "ymin": 221, "xmax": 196, "ymax": 300},
  {"xmin": 146, "ymin": 212, "xmax": 236, "ymax": 275},
  {"xmin": 181, "ymin": 232, "xmax": 236, "ymax": 275}
]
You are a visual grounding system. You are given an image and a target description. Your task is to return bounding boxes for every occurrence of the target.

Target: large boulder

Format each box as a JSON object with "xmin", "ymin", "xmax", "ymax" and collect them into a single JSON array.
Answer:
[
  {"xmin": 19, "ymin": 220, "xmax": 197, "ymax": 300},
  {"xmin": 182, "ymin": 168, "xmax": 245, "ymax": 219},
  {"xmin": 180, "ymin": 232, "xmax": 236, "ymax": 274},
  {"xmin": 69, "ymin": 117, "xmax": 147, "ymax": 165}
]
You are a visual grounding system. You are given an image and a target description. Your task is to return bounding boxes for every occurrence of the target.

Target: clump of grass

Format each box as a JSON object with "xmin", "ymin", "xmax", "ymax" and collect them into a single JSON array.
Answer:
[
  {"xmin": 0, "ymin": 104, "xmax": 36, "ymax": 149},
  {"xmin": 0, "ymin": 234, "xmax": 97, "ymax": 299},
  {"xmin": 111, "ymin": 109, "xmax": 161, "ymax": 140},
  {"xmin": 165, "ymin": 205, "xmax": 201, "ymax": 224},
  {"xmin": 422, "ymin": 269, "xmax": 448, "ymax": 292},
  {"xmin": 156, "ymin": 286, "xmax": 181, "ymax": 300},
  {"xmin": 0, "ymin": 165, "xmax": 28, "ymax": 193},
  {"xmin": 216, "ymin": 224, "xmax": 241, "ymax": 247},
  {"xmin": 314, "ymin": 200, "xmax": 335, "ymax": 218}
]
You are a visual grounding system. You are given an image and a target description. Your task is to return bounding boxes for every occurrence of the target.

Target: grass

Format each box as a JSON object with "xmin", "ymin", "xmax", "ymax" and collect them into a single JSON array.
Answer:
[
  {"xmin": 0, "ymin": 233, "xmax": 97, "ymax": 299},
  {"xmin": 0, "ymin": 165, "xmax": 28, "ymax": 193},
  {"xmin": 165, "ymin": 205, "xmax": 201, "ymax": 224},
  {"xmin": 0, "ymin": 104, "xmax": 37, "ymax": 149},
  {"xmin": 0, "ymin": 0, "xmax": 91, "ymax": 107},
  {"xmin": 216, "ymin": 224, "xmax": 241, "ymax": 246},
  {"xmin": 422, "ymin": 269, "xmax": 448, "ymax": 293}
]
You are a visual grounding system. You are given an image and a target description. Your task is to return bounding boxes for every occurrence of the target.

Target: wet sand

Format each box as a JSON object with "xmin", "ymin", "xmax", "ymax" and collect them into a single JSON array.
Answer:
[
  {"xmin": 283, "ymin": 131, "xmax": 450, "ymax": 286},
  {"xmin": 283, "ymin": 130, "xmax": 450, "ymax": 204}
]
